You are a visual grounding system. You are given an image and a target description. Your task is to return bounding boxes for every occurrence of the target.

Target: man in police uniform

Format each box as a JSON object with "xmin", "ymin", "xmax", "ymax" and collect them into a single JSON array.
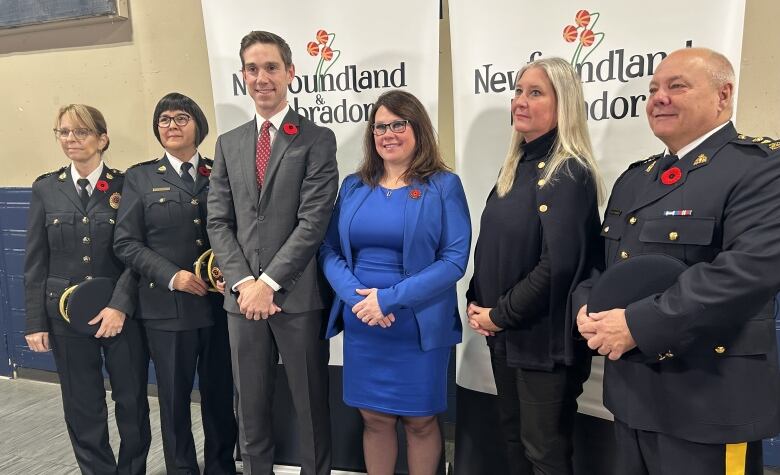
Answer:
[
  {"xmin": 24, "ymin": 104, "xmax": 150, "ymax": 475},
  {"xmin": 576, "ymin": 48, "xmax": 780, "ymax": 474},
  {"xmin": 114, "ymin": 94, "xmax": 237, "ymax": 474}
]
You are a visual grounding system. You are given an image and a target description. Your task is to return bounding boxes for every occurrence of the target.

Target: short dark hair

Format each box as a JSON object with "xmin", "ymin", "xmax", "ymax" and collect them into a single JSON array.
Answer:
[
  {"xmin": 359, "ymin": 90, "xmax": 449, "ymax": 186},
  {"xmin": 239, "ymin": 31, "xmax": 293, "ymax": 69},
  {"xmin": 152, "ymin": 92, "xmax": 209, "ymax": 147}
]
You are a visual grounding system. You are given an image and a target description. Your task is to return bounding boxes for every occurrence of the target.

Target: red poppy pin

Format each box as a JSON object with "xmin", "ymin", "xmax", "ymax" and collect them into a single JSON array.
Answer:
[
  {"xmin": 198, "ymin": 165, "xmax": 211, "ymax": 177},
  {"xmin": 409, "ymin": 189, "xmax": 422, "ymax": 200},
  {"xmin": 96, "ymin": 180, "xmax": 109, "ymax": 192},
  {"xmin": 283, "ymin": 123, "xmax": 298, "ymax": 135},
  {"xmin": 660, "ymin": 166, "xmax": 682, "ymax": 185}
]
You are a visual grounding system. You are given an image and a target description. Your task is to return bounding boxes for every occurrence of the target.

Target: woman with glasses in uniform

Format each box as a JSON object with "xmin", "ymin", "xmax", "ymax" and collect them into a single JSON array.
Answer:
[
  {"xmin": 320, "ymin": 90, "xmax": 471, "ymax": 475},
  {"xmin": 24, "ymin": 104, "xmax": 151, "ymax": 474},
  {"xmin": 114, "ymin": 92, "xmax": 237, "ymax": 474}
]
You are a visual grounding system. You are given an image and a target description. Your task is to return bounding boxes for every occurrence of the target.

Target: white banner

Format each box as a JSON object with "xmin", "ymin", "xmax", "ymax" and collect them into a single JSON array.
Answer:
[
  {"xmin": 199, "ymin": 1, "xmax": 441, "ymax": 366},
  {"xmin": 451, "ymin": 0, "xmax": 745, "ymax": 418}
]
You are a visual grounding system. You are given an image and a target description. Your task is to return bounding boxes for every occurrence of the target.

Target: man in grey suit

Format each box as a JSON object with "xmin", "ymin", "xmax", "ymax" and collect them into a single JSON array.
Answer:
[{"xmin": 206, "ymin": 31, "xmax": 337, "ymax": 475}]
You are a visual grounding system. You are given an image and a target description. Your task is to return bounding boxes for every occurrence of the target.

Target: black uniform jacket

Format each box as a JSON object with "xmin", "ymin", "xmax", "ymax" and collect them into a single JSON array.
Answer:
[
  {"xmin": 113, "ymin": 155, "xmax": 217, "ymax": 330},
  {"xmin": 583, "ymin": 122, "xmax": 780, "ymax": 444},
  {"xmin": 24, "ymin": 164, "xmax": 136, "ymax": 336},
  {"xmin": 468, "ymin": 146, "xmax": 603, "ymax": 370}
]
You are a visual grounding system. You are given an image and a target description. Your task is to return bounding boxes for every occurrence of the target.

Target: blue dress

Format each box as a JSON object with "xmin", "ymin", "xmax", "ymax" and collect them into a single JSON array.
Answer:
[{"xmin": 343, "ymin": 185, "xmax": 450, "ymax": 416}]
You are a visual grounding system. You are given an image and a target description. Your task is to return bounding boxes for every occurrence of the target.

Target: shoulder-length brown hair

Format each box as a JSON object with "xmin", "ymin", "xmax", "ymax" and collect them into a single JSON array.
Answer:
[{"xmin": 358, "ymin": 90, "xmax": 449, "ymax": 186}]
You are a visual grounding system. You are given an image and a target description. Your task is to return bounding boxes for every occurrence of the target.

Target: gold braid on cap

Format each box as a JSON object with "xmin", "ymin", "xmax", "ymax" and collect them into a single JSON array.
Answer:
[{"xmin": 58, "ymin": 285, "xmax": 78, "ymax": 322}]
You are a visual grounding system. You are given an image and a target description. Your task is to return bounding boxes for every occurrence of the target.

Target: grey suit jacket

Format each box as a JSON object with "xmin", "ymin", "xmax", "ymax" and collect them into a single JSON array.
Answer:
[{"xmin": 206, "ymin": 108, "xmax": 338, "ymax": 315}]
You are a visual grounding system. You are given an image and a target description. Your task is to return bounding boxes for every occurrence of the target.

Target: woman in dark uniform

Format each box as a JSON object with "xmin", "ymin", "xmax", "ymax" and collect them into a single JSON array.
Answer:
[
  {"xmin": 113, "ymin": 93, "xmax": 237, "ymax": 474},
  {"xmin": 466, "ymin": 57, "xmax": 604, "ymax": 475},
  {"xmin": 24, "ymin": 104, "xmax": 151, "ymax": 475}
]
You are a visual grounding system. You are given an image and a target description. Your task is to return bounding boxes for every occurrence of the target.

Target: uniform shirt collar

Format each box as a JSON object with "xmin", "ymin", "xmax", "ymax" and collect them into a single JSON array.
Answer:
[
  {"xmin": 664, "ymin": 121, "xmax": 731, "ymax": 159},
  {"xmin": 165, "ymin": 151, "xmax": 200, "ymax": 177},
  {"xmin": 255, "ymin": 104, "xmax": 291, "ymax": 135},
  {"xmin": 70, "ymin": 161, "xmax": 104, "ymax": 193}
]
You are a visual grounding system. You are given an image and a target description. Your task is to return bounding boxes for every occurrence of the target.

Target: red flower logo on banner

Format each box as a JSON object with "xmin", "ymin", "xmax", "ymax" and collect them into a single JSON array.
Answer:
[
  {"xmin": 316, "ymin": 29, "xmax": 329, "ymax": 45},
  {"xmin": 580, "ymin": 29, "xmax": 595, "ymax": 47},
  {"xmin": 198, "ymin": 165, "xmax": 211, "ymax": 177},
  {"xmin": 563, "ymin": 25, "xmax": 578, "ymax": 43},
  {"xmin": 96, "ymin": 180, "xmax": 109, "ymax": 192},
  {"xmin": 409, "ymin": 189, "xmax": 422, "ymax": 200},
  {"xmin": 563, "ymin": 9, "xmax": 605, "ymax": 66},
  {"xmin": 283, "ymin": 123, "xmax": 298, "ymax": 135},
  {"xmin": 575, "ymin": 9, "xmax": 591, "ymax": 27},
  {"xmin": 306, "ymin": 28, "xmax": 342, "ymax": 90},
  {"xmin": 660, "ymin": 166, "xmax": 682, "ymax": 185}
]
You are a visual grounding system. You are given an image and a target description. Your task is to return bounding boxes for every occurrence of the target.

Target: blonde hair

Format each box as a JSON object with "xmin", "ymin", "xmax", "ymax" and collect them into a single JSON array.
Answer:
[
  {"xmin": 496, "ymin": 57, "xmax": 603, "ymax": 203},
  {"xmin": 54, "ymin": 104, "xmax": 110, "ymax": 153}
]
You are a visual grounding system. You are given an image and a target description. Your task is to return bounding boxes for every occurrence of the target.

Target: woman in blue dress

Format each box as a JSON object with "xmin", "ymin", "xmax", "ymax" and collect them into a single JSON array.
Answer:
[{"xmin": 320, "ymin": 90, "xmax": 471, "ymax": 475}]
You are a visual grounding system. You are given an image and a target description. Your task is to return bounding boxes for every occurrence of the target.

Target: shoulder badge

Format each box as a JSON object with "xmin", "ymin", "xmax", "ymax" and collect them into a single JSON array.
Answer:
[
  {"xmin": 127, "ymin": 158, "xmax": 160, "ymax": 171},
  {"xmin": 734, "ymin": 133, "xmax": 778, "ymax": 155},
  {"xmin": 35, "ymin": 166, "xmax": 67, "ymax": 183},
  {"xmin": 627, "ymin": 154, "xmax": 662, "ymax": 172}
]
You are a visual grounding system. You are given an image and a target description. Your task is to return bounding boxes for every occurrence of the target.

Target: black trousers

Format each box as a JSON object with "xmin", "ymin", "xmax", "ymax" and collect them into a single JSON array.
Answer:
[
  {"xmin": 145, "ymin": 315, "xmax": 237, "ymax": 475},
  {"xmin": 613, "ymin": 419, "xmax": 764, "ymax": 475},
  {"xmin": 50, "ymin": 319, "xmax": 150, "ymax": 475},
  {"xmin": 228, "ymin": 310, "xmax": 331, "ymax": 475},
  {"xmin": 490, "ymin": 356, "xmax": 590, "ymax": 475}
]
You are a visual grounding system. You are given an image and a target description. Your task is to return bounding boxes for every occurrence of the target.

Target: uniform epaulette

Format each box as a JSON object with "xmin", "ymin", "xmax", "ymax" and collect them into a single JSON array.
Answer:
[
  {"xmin": 734, "ymin": 133, "xmax": 780, "ymax": 154},
  {"xmin": 110, "ymin": 168, "xmax": 124, "ymax": 175},
  {"xmin": 127, "ymin": 158, "xmax": 160, "ymax": 170},
  {"xmin": 201, "ymin": 156, "xmax": 213, "ymax": 165},
  {"xmin": 627, "ymin": 154, "xmax": 662, "ymax": 170},
  {"xmin": 35, "ymin": 166, "xmax": 67, "ymax": 183}
]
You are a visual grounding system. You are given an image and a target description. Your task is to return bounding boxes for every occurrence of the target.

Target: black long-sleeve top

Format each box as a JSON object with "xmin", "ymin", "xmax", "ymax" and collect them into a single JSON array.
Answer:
[{"xmin": 467, "ymin": 127, "xmax": 602, "ymax": 370}]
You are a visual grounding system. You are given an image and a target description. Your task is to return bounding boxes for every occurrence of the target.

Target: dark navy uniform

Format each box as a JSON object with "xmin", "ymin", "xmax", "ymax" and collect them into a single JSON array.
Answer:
[
  {"xmin": 594, "ymin": 122, "xmax": 780, "ymax": 474},
  {"xmin": 113, "ymin": 155, "xmax": 236, "ymax": 474},
  {"xmin": 24, "ymin": 163, "xmax": 151, "ymax": 475}
]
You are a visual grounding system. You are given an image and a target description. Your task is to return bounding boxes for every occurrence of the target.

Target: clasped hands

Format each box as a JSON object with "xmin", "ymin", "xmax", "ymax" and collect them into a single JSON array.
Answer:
[
  {"xmin": 576, "ymin": 305, "xmax": 637, "ymax": 360},
  {"xmin": 236, "ymin": 278, "xmax": 281, "ymax": 320},
  {"xmin": 466, "ymin": 302, "xmax": 502, "ymax": 336},
  {"xmin": 352, "ymin": 288, "xmax": 395, "ymax": 328}
]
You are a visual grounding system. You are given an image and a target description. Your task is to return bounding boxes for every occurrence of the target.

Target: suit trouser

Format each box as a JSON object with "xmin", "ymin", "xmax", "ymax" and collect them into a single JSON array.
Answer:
[
  {"xmin": 50, "ymin": 319, "xmax": 151, "ymax": 475},
  {"xmin": 228, "ymin": 310, "xmax": 331, "ymax": 475},
  {"xmin": 613, "ymin": 419, "xmax": 763, "ymax": 475},
  {"xmin": 490, "ymin": 355, "xmax": 590, "ymax": 475},
  {"xmin": 145, "ymin": 315, "xmax": 237, "ymax": 475}
]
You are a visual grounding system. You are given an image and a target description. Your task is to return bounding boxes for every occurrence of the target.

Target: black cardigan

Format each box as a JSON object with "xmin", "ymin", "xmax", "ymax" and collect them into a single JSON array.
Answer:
[{"xmin": 467, "ymin": 129, "xmax": 603, "ymax": 370}]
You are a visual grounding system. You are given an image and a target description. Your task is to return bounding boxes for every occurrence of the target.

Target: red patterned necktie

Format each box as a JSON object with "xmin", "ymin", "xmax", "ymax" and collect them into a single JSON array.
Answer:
[{"xmin": 256, "ymin": 120, "xmax": 272, "ymax": 188}]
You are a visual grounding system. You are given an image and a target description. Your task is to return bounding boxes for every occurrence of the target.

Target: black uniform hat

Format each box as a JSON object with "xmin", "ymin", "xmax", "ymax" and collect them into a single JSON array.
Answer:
[
  {"xmin": 59, "ymin": 277, "xmax": 115, "ymax": 336},
  {"xmin": 588, "ymin": 254, "xmax": 688, "ymax": 313}
]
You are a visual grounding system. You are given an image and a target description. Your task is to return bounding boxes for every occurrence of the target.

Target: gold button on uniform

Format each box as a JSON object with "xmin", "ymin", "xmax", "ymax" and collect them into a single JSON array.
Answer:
[
  {"xmin": 196, "ymin": 239, "xmax": 204, "ymax": 246},
  {"xmin": 53, "ymin": 218, "xmax": 60, "ymax": 225},
  {"xmin": 620, "ymin": 251, "xmax": 629, "ymax": 259},
  {"xmin": 149, "ymin": 282, "xmax": 155, "ymax": 288},
  {"xmin": 82, "ymin": 256, "xmax": 91, "ymax": 263},
  {"xmin": 715, "ymin": 346, "xmax": 726, "ymax": 354},
  {"xmin": 191, "ymin": 198, "xmax": 199, "ymax": 205},
  {"xmin": 159, "ymin": 197, "xmax": 165, "ymax": 203},
  {"xmin": 628, "ymin": 216, "xmax": 637, "ymax": 225},
  {"xmin": 193, "ymin": 219, "xmax": 201, "ymax": 225},
  {"xmin": 668, "ymin": 231, "xmax": 679, "ymax": 241},
  {"xmin": 537, "ymin": 179, "xmax": 546, "ymax": 187},
  {"xmin": 603, "ymin": 226, "xmax": 610, "ymax": 233},
  {"xmin": 82, "ymin": 236, "xmax": 91, "ymax": 244},
  {"xmin": 539, "ymin": 204, "xmax": 548, "ymax": 213},
  {"xmin": 109, "ymin": 218, "xmax": 115, "ymax": 224},
  {"xmin": 537, "ymin": 161, "xmax": 546, "ymax": 169},
  {"xmin": 82, "ymin": 216, "xmax": 89, "ymax": 224}
]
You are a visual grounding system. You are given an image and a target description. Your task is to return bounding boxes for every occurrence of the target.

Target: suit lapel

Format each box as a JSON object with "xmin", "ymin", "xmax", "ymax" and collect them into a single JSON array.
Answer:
[
  {"xmin": 193, "ymin": 157, "xmax": 211, "ymax": 196},
  {"xmin": 85, "ymin": 164, "xmax": 108, "ymax": 212},
  {"xmin": 629, "ymin": 123, "xmax": 736, "ymax": 213},
  {"xmin": 259, "ymin": 109, "xmax": 299, "ymax": 205},
  {"xmin": 57, "ymin": 167, "xmax": 86, "ymax": 212},
  {"xmin": 238, "ymin": 120, "xmax": 260, "ymax": 205},
  {"xmin": 339, "ymin": 181, "xmax": 371, "ymax": 268},
  {"xmin": 402, "ymin": 183, "xmax": 426, "ymax": 270},
  {"xmin": 159, "ymin": 155, "xmax": 195, "ymax": 195}
]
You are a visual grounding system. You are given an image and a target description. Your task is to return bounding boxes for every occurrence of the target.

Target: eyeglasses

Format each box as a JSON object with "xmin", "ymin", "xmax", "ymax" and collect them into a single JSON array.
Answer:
[
  {"xmin": 53, "ymin": 128, "xmax": 94, "ymax": 141},
  {"xmin": 371, "ymin": 119, "xmax": 410, "ymax": 136},
  {"xmin": 157, "ymin": 114, "xmax": 192, "ymax": 128}
]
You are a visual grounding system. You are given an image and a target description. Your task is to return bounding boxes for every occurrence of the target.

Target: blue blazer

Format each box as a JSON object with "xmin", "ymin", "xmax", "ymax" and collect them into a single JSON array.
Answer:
[{"xmin": 319, "ymin": 171, "xmax": 471, "ymax": 351}]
